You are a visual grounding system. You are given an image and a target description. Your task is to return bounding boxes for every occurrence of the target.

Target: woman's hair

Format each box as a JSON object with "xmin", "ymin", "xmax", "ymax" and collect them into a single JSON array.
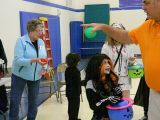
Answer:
[
  {"xmin": 107, "ymin": 23, "xmax": 125, "ymax": 46},
  {"xmin": 66, "ymin": 53, "xmax": 80, "ymax": 67},
  {"xmin": 85, "ymin": 54, "xmax": 118, "ymax": 91},
  {"xmin": 27, "ymin": 19, "xmax": 42, "ymax": 33}
]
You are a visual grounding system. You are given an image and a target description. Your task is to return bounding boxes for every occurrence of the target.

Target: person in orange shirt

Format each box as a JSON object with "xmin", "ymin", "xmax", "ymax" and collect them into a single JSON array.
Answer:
[{"xmin": 82, "ymin": 0, "xmax": 160, "ymax": 120}]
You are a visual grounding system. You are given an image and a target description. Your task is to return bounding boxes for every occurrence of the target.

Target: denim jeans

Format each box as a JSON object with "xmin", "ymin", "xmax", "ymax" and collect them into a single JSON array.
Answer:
[{"xmin": 9, "ymin": 74, "xmax": 40, "ymax": 120}]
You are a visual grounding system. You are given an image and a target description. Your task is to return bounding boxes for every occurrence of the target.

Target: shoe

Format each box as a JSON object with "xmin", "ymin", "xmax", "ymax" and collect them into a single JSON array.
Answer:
[{"xmin": 139, "ymin": 116, "xmax": 148, "ymax": 120}]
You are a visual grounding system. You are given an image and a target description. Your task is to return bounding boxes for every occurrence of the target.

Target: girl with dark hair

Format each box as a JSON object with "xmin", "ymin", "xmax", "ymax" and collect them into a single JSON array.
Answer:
[
  {"xmin": 85, "ymin": 54, "xmax": 122, "ymax": 120},
  {"xmin": 65, "ymin": 53, "xmax": 81, "ymax": 120}
]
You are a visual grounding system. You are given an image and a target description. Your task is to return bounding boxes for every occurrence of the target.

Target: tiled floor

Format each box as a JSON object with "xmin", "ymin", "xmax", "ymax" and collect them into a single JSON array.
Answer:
[{"xmin": 34, "ymin": 78, "xmax": 144, "ymax": 120}]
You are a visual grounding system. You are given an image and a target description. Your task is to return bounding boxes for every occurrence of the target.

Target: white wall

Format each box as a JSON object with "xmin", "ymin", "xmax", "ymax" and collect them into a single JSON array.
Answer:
[
  {"xmin": 42, "ymin": 0, "xmax": 67, "ymax": 6},
  {"xmin": 110, "ymin": 10, "xmax": 146, "ymax": 55},
  {"xmin": 73, "ymin": 0, "xmax": 119, "ymax": 9},
  {"xmin": 0, "ymin": 0, "xmax": 146, "ymax": 67},
  {"xmin": 0, "ymin": 0, "xmax": 79, "ymax": 67}
]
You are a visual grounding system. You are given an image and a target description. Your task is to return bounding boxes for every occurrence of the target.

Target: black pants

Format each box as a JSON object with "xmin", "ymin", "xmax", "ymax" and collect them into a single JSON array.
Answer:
[
  {"xmin": 134, "ymin": 76, "xmax": 150, "ymax": 117},
  {"xmin": 0, "ymin": 85, "xmax": 8, "ymax": 113},
  {"xmin": 67, "ymin": 96, "xmax": 80, "ymax": 120},
  {"xmin": 142, "ymin": 77, "xmax": 150, "ymax": 116}
]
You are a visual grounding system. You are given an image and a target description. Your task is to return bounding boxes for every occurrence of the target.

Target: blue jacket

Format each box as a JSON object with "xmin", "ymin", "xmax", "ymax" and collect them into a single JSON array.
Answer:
[{"xmin": 12, "ymin": 34, "xmax": 47, "ymax": 81}]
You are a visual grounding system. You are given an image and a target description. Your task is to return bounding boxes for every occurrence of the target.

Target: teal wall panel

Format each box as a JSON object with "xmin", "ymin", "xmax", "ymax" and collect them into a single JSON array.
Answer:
[{"xmin": 84, "ymin": 4, "xmax": 110, "ymax": 42}]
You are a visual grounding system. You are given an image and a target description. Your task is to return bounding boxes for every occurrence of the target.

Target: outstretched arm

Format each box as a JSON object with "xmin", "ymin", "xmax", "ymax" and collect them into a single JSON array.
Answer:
[{"xmin": 82, "ymin": 23, "xmax": 132, "ymax": 44}]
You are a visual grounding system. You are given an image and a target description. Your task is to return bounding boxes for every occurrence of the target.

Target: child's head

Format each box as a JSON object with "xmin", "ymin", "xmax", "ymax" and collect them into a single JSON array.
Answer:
[
  {"xmin": 85, "ymin": 54, "xmax": 118, "ymax": 83},
  {"xmin": 107, "ymin": 23, "xmax": 125, "ymax": 46},
  {"xmin": 66, "ymin": 53, "xmax": 80, "ymax": 67}
]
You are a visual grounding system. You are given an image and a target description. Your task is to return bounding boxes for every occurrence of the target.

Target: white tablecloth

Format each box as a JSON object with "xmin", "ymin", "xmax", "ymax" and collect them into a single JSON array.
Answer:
[{"xmin": 0, "ymin": 77, "xmax": 11, "ymax": 86}]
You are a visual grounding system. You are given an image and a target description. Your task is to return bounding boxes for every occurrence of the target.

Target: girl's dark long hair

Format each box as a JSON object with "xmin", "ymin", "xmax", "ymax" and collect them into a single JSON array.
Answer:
[{"xmin": 85, "ymin": 54, "xmax": 118, "ymax": 92}]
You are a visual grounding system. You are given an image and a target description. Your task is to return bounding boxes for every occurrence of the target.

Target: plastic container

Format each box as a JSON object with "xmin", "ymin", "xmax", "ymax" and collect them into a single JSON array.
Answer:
[
  {"xmin": 106, "ymin": 98, "xmax": 134, "ymax": 120},
  {"xmin": 39, "ymin": 58, "xmax": 48, "ymax": 75},
  {"xmin": 40, "ymin": 58, "xmax": 48, "ymax": 64},
  {"xmin": 128, "ymin": 64, "xmax": 144, "ymax": 78}
]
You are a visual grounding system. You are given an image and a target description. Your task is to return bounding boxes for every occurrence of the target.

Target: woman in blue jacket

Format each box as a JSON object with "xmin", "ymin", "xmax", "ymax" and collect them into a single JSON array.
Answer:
[{"xmin": 9, "ymin": 19, "xmax": 47, "ymax": 120}]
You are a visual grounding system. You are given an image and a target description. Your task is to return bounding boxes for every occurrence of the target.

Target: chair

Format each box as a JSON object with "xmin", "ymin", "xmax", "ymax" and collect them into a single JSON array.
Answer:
[
  {"xmin": 56, "ymin": 63, "xmax": 83, "ymax": 103},
  {"xmin": 49, "ymin": 68, "xmax": 59, "ymax": 102},
  {"xmin": 56, "ymin": 63, "xmax": 67, "ymax": 104},
  {"xmin": 40, "ymin": 68, "xmax": 59, "ymax": 102}
]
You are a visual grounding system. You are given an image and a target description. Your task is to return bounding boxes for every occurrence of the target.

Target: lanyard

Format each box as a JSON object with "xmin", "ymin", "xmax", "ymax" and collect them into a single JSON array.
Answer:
[
  {"xmin": 114, "ymin": 45, "xmax": 123, "ymax": 70},
  {"xmin": 115, "ymin": 46, "xmax": 123, "ymax": 73}
]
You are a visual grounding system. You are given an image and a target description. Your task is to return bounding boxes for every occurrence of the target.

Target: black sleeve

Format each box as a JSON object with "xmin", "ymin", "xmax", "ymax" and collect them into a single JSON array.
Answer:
[
  {"xmin": 65, "ymin": 68, "xmax": 81, "ymax": 85},
  {"xmin": 74, "ymin": 70, "xmax": 81, "ymax": 85},
  {"xmin": 65, "ymin": 69, "xmax": 71, "ymax": 86},
  {"xmin": 86, "ymin": 89, "xmax": 108, "ymax": 111},
  {"xmin": 73, "ymin": 70, "xmax": 81, "ymax": 94}
]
